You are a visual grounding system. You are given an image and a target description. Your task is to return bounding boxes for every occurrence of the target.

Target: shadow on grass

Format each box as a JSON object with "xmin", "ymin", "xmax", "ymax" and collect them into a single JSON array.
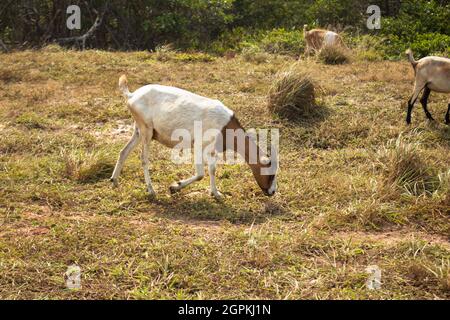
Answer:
[
  {"xmin": 275, "ymin": 102, "xmax": 332, "ymax": 127},
  {"xmin": 149, "ymin": 193, "xmax": 291, "ymax": 225},
  {"xmin": 77, "ymin": 161, "xmax": 116, "ymax": 184}
]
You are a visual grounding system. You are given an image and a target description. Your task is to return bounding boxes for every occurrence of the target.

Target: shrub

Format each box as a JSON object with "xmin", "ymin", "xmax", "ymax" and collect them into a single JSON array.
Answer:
[
  {"xmin": 356, "ymin": 49, "xmax": 384, "ymax": 62},
  {"xmin": 317, "ymin": 45, "xmax": 350, "ymax": 65},
  {"xmin": 382, "ymin": 33, "xmax": 450, "ymax": 59},
  {"xmin": 153, "ymin": 44, "xmax": 176, "ymax": 62},
  {"xmin": 410, "ymin": 33, "xmax": 450, "ymax": 58},
  {"xmin": 260, "ymin": 28, "xmax": 305, "ymax": 56},
  {"xmin": 267, "ymin": 64, "xmax": 317, "ymax": 121},
  {"xmin": 208, "ymin": 27, "xmax": 254, "ymax": 55},
  {"xmin": 351, "ymin": 35, "xmax": 386, "ymax": 61},
  {"xmin": 241, "ymin": 45, "xmax": 269, "ymax": 64}
]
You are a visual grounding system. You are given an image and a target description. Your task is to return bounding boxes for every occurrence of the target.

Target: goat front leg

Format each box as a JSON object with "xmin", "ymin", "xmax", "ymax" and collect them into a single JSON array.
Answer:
[
  {"xmin": 141, "ymin": 132, "xmax": 156, "ymax": 197},
  {"xmin": 445, "ymin": 103, "xmax": 450, "ymax": 125},
  {"xmin": 110, "ymin": 125, "xmax": 140, "ymax": 187},
  {"xmin": 169, "ymin": 163, "xmax": 204, "ymax": 194},
  {"xmin": 304, "ymin": 45, "xmax": 311, "ymax": 57},
  {"xmin": 208, "ymin": 155, "xmax": 222, "ymax": 200}
]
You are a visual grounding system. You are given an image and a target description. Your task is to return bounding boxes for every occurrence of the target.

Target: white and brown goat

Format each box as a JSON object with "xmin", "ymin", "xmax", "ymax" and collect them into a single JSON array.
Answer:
[
  {"xmin": 303, "ymin": 24, "xmax": 346, "ymax": 56},
  {"xmin": 405, "ymin": 49, "xmax": 450, "ymax": 125},
  {"xmin": 110, "ymin": 75, "xmax": 277, "ymax": 199}
]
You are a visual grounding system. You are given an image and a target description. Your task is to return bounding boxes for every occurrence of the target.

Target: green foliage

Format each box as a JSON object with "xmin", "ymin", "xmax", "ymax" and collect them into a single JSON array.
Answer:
[
  {"xmin": 0, "ymin": 0, "xmax": 448, "ymax": 60},
  {"xmin": 306, "ymin": 0, "xmax": 369, "ymax": 27},
  {"xmin": 260, "ymin": 28, "xmax": 305, "ymax": 55},
  {"xmin": 231, "ymin": 0, "xmax": 310, "ymax": 29},
  {"xmin": 383, "ymin": 33, "xmax": 450, "ymax": 59},
  {"xmin": 409, "ymin": 33, "xmax": 450, "ymax": 58},
  {"xmin": 381, "ymin": 0, "xmax": 450, "ymax": 37},
  {"xmin": 351, "ymin": 35, "xmax": 385, "ymax": 61},
  {"xmin": 240, "ymin": 45, "xmax": 269, "ymax": 63},
  {"xmin": 376, "ymin": 0, "xmax": 450, "ymax": 58}
]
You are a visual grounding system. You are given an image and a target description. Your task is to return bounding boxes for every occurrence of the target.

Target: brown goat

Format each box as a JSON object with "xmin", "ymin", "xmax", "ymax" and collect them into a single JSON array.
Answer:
[
  {"xmin": 405, "ymin": 49, "xmax": 450, "ymax": 125},
  {"xmin": 303, "ymin": 24, "xmax": 346, "ymax": 56}
]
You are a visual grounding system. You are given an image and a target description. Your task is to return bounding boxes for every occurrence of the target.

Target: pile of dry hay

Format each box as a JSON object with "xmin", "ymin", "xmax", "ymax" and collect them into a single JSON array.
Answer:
[{"xmin": 267, "ymin": 64, "xmax": 317, "ymax": 121}]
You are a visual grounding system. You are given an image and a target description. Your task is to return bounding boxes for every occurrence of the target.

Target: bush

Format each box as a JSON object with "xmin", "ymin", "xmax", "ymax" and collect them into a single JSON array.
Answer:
[
  {"xmin": 260, "ymin": 28, "xmax": 305, "ymax": 56},
  {"xmin": 267, "ymin": 64, "xmax": 317, "ymax": 121},
  {"xmin": 317, "ymin": 45, "xmax": 350, "ymax": 65},
  {"xmin": 241, "ymin": 45, "xmax": 269, "ymax": 63},
  {"xmin": 383, "ymin": 33, "xmax": 450, "ymax": 59},
  {"xmin": 410, "ymin": 33, "xmax": 450, "ymax": 58},
  {"xmin": 351, "ymin": 35, "xmax": 386, "ymax": 61},
  {"xmin": 153, "ymin": 44, "xmax": 176, "ymax": 62}
]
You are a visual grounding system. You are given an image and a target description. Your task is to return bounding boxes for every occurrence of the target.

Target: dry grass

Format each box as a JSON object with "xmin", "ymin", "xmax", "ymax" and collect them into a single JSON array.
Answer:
[
  {"xmin": 379, "ymin": 132, "xmax": 439, "ymax": 196},
  {"xmin": 61, "ymin": 148, "xmax": 116, "ymax": 183},
  {"xmin": 318, "ymin": 45, "xmax": 351, "ymax": 65},
  {"xmin": 241, "ymin": 46, "xmax": 270, "ymax": 64},
  {"xmin": 0, "ymin": 49, "xmax": 449, "ymax": 299},
  {"xmin": 267, "ymin": 64, "xmax": 317, "ymax": 121}
]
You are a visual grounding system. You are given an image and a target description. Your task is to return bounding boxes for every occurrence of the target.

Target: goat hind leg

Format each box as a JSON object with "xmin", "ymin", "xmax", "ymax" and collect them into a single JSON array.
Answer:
[
  {"xmin": 420, "ymin": 87, "xmax": 434, "ymax": 121},
  {"xmin": 406, "ymin": 83, "xmax": 425, "ymax": 124},
  {"xmin": 169, "ymin": 163, "xmax": 205, "ymax": 194},
  {"xmin": 445, "ymin": 103, "xmax": 450, "ymax": 125},
  {"xmin": 141, "ymin": 132, "xmax": 156, "ymax": 196},
  {"xmin": 208, "ymin": 154, "xmax": 222, "ymax": 199},
  {"xmin": 110, "ymin": 125, "xmax": 140, "ymax": 186}
]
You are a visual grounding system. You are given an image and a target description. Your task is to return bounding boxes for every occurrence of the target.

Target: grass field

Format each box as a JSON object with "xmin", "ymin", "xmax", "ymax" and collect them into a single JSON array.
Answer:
[{"xmin": 0, "ymin": 46, "xmax": 449, "ymax": 299}]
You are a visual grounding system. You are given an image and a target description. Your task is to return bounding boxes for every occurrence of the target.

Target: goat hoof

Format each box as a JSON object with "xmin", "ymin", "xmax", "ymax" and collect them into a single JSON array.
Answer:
[
  {"xmin": 110, "ymin": 178, "xmax": 118, "ymax": 188},
  {"xmin": 147, "ymin": 187, "xmax": 156, "ymax": 197},
  {"xmin": 169, "ymin": 182, "xmax": 181, "ymax": 194},
  {"xmin": 210, "ymin": 190, "xmax": 223, "ymax": 200}
]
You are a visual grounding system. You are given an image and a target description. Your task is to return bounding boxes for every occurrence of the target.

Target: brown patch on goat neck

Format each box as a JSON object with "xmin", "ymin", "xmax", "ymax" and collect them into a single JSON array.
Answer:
[{"xmin": 220, "ymin": 115, "xmax": 275, "ymax": 193}]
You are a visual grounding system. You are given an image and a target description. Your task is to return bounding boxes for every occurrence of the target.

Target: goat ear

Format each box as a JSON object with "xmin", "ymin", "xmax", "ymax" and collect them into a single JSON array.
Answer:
[{"xmin": 260, "ymin": 156, "xmax": 270, "ymax": 165}]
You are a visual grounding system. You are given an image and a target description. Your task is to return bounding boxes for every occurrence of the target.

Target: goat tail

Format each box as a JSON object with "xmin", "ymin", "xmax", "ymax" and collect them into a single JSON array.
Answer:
[
  {"xmin": 119, "ymin": 74, "xmax": 132, "ymax": 98},
  {"xmin": 405, "ymin": 49, "xmax": 418, "ymax": 71},
  {"xmin": 303, "ymin": 24, "xmax": 308, "ymax": 37}
]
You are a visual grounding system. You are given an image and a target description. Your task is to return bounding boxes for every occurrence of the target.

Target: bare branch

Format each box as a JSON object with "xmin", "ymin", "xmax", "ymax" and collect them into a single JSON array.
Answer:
[
  {"xmin": 54, "ymin": 4, "xmax": 107, "ymax": 50},
  {"xmin": 0, "ymin": 39, "xmax": 8, "ymax": 52}
]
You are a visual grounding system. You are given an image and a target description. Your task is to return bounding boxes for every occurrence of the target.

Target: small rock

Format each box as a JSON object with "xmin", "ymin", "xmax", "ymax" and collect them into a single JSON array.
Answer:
[{"xmin": 65, "ymin": 265, "xmax": 81, "ymax": 290}]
